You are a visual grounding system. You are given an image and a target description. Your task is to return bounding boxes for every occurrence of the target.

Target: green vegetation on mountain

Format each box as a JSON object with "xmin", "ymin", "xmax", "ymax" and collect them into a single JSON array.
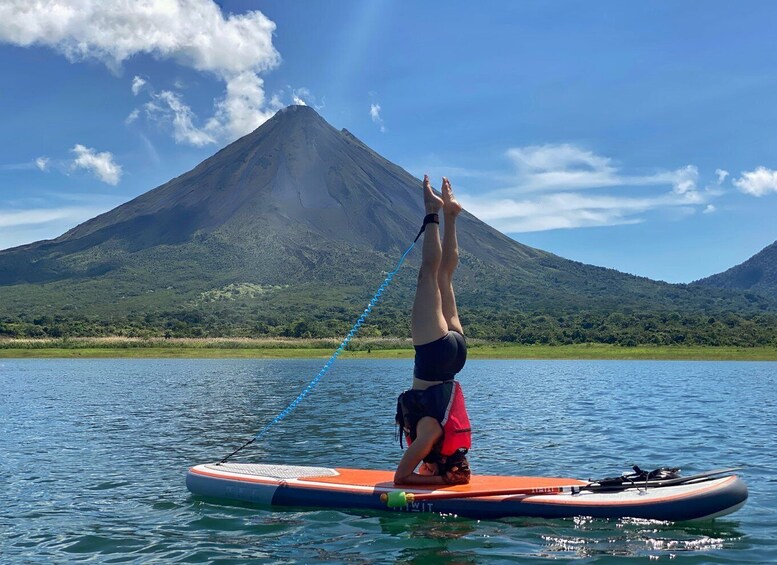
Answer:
[{"xmin": 694, "ymin": 240, "xmax": 777, "ymax": 298}]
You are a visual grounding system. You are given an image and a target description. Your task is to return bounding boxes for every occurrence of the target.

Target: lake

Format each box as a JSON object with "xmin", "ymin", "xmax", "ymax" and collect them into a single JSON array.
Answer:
[{"xmin": 1, "ymin": 358, "xmax": 775, "ymax": 563}]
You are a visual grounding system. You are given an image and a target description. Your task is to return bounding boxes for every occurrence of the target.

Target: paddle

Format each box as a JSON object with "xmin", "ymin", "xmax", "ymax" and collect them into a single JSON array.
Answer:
[
  {"xmin": 381, "ymin": 484, "xmax": 584, "ymax": 507},
  {"xmin": 380, "ymin": 468, "xmax": 742, "ymax": 508}
]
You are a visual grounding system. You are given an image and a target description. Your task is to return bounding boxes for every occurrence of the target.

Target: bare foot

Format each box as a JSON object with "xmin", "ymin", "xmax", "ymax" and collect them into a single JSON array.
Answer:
[
  {"xmin": 423, "ymin": 174, "xmax": 443, "ymax": 214},
  {"xmin": 441, "ymin": 177, "xmax": 462, "ymax": 217}
]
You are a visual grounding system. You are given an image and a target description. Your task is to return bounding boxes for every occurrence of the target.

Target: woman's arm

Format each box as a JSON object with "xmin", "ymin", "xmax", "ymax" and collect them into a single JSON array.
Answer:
[{"xmin": 394, "ymin": 417, "xmax": 442, "ymax": 484}]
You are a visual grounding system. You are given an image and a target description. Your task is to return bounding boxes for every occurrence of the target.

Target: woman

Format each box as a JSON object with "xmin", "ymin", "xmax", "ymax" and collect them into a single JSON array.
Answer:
[{"xmin": 394, "ymin": 175, "xmax": 472, "ymax": 486}]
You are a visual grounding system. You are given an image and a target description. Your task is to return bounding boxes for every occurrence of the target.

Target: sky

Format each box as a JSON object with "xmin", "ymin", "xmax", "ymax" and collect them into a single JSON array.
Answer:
[{"xmin": 1, "ymin": 1, "xmax": 776, "ymax": 283}]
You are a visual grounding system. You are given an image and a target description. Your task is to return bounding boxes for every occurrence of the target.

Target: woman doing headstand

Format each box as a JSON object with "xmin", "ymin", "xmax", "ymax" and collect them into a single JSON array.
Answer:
[{"xmin": 394, "ymin": 175, "xmax": 472, "ymax": 486}]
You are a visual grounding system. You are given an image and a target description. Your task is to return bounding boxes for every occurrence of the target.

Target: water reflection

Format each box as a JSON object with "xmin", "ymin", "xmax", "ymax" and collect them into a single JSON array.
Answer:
[{"xmin": 537, "ymin": 516, "xmax": 746, "ymax": 559}]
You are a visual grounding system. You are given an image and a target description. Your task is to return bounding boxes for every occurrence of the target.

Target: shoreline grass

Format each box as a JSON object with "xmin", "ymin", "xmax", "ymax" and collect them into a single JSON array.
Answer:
[{"xmin": 0, "ymin": 337, "xmax": 775, "ymax": 360}]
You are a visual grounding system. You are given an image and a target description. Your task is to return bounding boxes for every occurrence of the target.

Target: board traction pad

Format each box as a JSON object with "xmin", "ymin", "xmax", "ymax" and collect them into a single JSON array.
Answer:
[{"xmin": 205, "ymin": 463, "xmax": 339, "ymax": 480}]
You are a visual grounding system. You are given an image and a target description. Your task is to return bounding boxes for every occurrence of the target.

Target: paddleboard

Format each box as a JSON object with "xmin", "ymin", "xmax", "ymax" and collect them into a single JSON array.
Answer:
[{"xmin": 187, "ymin": 463, "xmax": 747, "ymax": 521}]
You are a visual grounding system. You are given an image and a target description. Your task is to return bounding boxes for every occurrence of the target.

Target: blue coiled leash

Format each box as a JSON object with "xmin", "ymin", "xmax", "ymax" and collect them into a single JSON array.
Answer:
[{"xmin": 218, "ymin": 217, "xmax": 435, "ymax": 464}]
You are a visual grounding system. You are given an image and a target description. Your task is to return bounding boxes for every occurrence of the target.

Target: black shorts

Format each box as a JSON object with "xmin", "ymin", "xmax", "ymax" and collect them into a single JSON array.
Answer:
[{"xmin": 413, "ymin": 331, "xmax": 467, "ymax": 382}]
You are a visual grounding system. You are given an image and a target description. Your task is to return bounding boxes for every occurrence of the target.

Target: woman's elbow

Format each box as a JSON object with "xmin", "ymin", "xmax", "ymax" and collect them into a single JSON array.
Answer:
[{"xmin": 393, "ymin": 470, "xmax": 410, "ymax": 485}]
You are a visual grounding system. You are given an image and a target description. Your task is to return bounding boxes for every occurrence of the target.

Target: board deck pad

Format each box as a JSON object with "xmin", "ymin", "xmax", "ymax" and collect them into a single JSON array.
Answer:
[{"xmin": 202, "ymin": 463, "xmax": 340, "ymax": 480}]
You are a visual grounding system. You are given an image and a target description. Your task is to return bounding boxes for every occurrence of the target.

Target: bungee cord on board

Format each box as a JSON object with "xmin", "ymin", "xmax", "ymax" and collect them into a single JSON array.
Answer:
[{"xmin": 218, "ymin": 223, "xmax": 431, "ymax": 464}]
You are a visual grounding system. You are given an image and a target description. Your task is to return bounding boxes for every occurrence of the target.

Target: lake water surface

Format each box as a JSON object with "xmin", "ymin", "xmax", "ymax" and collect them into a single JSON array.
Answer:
[{"xmin": 2, "ymin": 358, "xmax": 775, "ymax": 563}]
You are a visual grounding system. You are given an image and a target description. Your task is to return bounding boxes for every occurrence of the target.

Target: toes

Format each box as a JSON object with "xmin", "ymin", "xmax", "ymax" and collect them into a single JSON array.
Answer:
[
  {"xmin": 442, "ymin": 177, "xmax": 453, "ymax": 198},
  {"xmin": 423, "ymin": 175, "xmax": 435, "ymax": 195}
]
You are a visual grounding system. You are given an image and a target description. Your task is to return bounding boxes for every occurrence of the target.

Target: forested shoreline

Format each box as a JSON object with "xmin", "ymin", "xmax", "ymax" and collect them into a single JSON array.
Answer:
[{"xmin": 2, "ymin": 308, "xmax": 775, "ymax": 347}]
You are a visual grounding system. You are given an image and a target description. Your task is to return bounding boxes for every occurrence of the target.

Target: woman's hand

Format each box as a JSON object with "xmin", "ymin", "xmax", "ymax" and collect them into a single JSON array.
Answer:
[
  {"xmin": 443, "ymin": 465, "xmax": 471, "ymax": 485},
  {"xmin": 418, "ymin": 462, "xmax": 438, "ymax": 476}
]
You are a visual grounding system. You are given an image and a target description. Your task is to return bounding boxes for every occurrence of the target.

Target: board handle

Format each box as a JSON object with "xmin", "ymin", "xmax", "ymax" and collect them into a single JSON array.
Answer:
[{"xmin": 380, "ymin": 491, "xmax": 416, "ymax": 507}]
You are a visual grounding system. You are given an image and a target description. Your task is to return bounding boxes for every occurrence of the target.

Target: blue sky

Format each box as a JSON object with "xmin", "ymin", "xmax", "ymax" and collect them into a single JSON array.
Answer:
[{"xmin": 1, "ymin": 1, "xmax": 776, "ymax": 283}]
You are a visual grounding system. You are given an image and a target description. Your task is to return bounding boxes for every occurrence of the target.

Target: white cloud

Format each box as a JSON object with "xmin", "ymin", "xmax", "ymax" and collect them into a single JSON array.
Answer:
[
  {"xmin": 279, "ymin": 87, "xmax": 323, "ymax": 110},
  {"xmin": 715, "ymin": 169, "xmax": 729, "ymax": 184},
  {"xmin": 703, "ymin": 204, "xmax": 716, "ymax": 214},
  {"xmin": 733, "ymin": 166, "xmax": 777, "ymax": 196},
  {"xmin": 463, "ymin": 193, "xmax": 646, "ymax": 232},
  {"xmin": 71, "ymin": 144, "xmax": 122, "ymax": 185},
  {"xmin": 35, "ymin": 157, "xmax": 50, "ymax": 171},
  {"xmin": 0, "ymin": 206, "xmax": 96, "ymax": 229},
  {"xmin": 205, "ymin": 72, "xmax": 281, "ymax": 142},
  {"xmin": 0, "ymin": 202, "xmax": 121, "ymax": 250},
  {"xmin": 151, "ymin": 91, "xmax": 216, "ymax": 146},
  {"xmin": 0, "ymin": 1, "xmax": 279, "ymax": 76},
  {"xmin": 462, "ymin": 189, "xmax": 706, "ymax": 233},
  {"xmin": 507, "ymin": 144, "xmax": 616, "ymax": 188},
  {"xmin": 502, "ymin": 144, "xmax": 697, "ymax": 194},
  {"xmin": 131, "ymin": 75, "xmax": 146, "ymax": 95},
  {"xmin": 670, "ymin": 165, "xmax": 698, "ymax": 195},
  {"xmin": 125, "ymin": 109, "xmax": 140, "ymax": 124},
  {"xmin": 0, "ymin": 1, "xmax": 282, "ymax": 143},
  {"xmin": 370, "ymin": 103, "xmax": 385, "ymax": 133},
  {"xmin": 446, "ymin": 143, "xmax": 716, "ymax": 233},
  {"xmin": 292, "ymin": 88, "xmax": 310, "ymax": 106}
]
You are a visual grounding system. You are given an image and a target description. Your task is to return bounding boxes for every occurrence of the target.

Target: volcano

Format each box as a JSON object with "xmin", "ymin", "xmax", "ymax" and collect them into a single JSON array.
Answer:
[{"xmin": 0, "ymin": 106, "xmax": 540, "ymax": 286}]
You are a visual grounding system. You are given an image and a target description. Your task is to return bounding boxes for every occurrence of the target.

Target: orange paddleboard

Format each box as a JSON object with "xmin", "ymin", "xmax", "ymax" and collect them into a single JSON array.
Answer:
[{"xmin": 187, "ymin": 462, "xmax": 747, "ymax": 521}]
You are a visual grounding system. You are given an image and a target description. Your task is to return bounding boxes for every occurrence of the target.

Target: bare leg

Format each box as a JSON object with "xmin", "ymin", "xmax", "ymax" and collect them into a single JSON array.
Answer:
[
  {"xmin": 411, "ymin": 175, "xmax": 449, "ymax": 346},
  {"xmin": 439, "ymin": 177, "xmax": 464, "ymax": 334}
]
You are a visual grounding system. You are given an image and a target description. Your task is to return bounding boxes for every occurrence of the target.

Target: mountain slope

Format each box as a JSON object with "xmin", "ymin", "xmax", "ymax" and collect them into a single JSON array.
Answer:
[{"xmin": 693, "ymin": 240, "xmax": 777, "ymax": 298}]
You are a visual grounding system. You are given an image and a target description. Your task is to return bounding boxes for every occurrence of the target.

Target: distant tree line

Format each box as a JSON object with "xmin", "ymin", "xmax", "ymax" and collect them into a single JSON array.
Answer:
[{"xmin": 2, "ymin": 308, "xmax": 776, "ymax": 347}]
